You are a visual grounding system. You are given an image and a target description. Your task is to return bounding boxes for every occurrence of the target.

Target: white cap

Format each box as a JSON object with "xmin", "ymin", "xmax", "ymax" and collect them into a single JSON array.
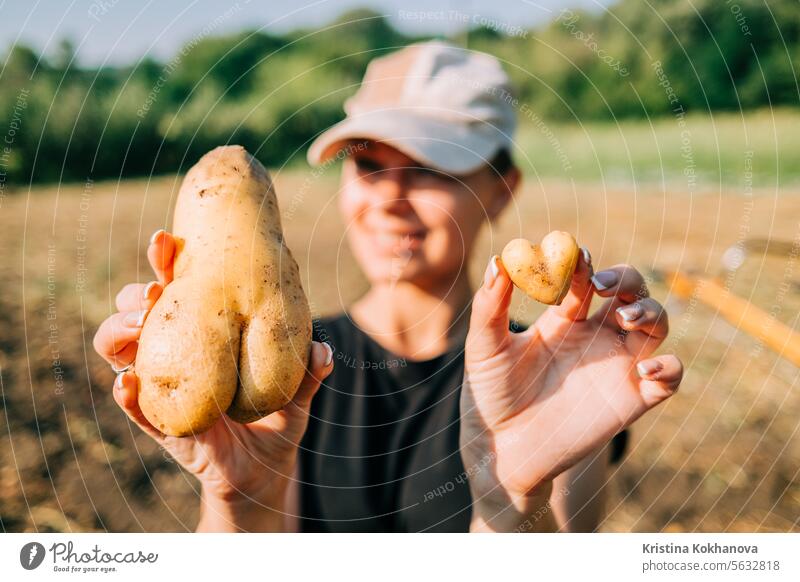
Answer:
[{"xmin": 307, "ymin": 41, "xmax": 517, "ymax": 175}]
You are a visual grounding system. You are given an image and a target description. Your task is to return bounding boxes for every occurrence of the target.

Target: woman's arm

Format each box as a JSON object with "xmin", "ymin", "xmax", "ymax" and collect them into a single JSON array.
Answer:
[
  {"xmin": 461, "ymin": 253, "xmax": 682, "ymax": 533},
  {"xmin": 550, "ymin": 443, "xmax": 610, "ymax": 532},
  {"xmin": 196, "ymin": 489, "xmax": 285, "ymax": 532},
  {"xmin": 283, "ymin": 466, "xmax": 301, "ymax": 532},
  {"xmin": 195, "ymin": 458, "xmax": 305, "ymax": 532},
  {"xmin": 468, "ymin": 444, "xmax": 611, "ymax": 533},
  {"xmin": 469, "ymin": 481, "xmax": 557, "ymax": 532}
]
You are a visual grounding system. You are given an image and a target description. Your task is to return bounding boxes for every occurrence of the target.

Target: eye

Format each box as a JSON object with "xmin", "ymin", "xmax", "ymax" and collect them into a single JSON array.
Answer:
[
  {"xmin": 353, "ymin": 157, "xmax": 383, "ymax": 174},
  {"xmin": 408, "ymin": 165, "xmax": 456, "ymax": 183}
]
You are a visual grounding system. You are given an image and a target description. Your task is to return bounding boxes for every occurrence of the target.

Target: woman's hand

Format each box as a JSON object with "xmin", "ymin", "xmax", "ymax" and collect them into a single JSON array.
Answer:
[
  {"xmin": 93, "ymin": 230, "xmax": 333, "ymax": 532},
  {"xmin": 460, "ymin": 249, "xmax": 682, "ymax": 532}
]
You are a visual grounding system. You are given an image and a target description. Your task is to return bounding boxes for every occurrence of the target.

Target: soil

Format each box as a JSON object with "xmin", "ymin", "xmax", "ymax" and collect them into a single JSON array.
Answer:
[{"xmin": 1, "ymin": 173, "xmax": 798, "ymax": 532}]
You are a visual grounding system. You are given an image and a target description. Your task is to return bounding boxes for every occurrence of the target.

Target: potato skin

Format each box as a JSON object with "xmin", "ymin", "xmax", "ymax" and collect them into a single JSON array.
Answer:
[
  {"xmin": 135, "ymin": 145, "xmax": 312, "ymax": 436},
  {"xmin": 501, "ymin": 232, "xmax": 579, "ymax": 306}
]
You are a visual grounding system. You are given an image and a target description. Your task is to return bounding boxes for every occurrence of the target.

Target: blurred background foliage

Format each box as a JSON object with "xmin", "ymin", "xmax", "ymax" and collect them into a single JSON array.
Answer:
[{"xmin": 0, "ymin": 0, "xmax": 798, "ymax": 184}]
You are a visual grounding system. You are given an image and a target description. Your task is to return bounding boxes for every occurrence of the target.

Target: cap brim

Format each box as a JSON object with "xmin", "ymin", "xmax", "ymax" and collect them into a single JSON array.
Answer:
[{"xmin": 307, "ymin": 110, "xmax": 506, "ymax": 176}]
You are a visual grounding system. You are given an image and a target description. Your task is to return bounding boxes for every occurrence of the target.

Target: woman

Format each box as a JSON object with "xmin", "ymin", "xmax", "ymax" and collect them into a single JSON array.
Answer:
[{"xmin": 93, "ymin": 41, "xmax": 682, "ymax": 532}]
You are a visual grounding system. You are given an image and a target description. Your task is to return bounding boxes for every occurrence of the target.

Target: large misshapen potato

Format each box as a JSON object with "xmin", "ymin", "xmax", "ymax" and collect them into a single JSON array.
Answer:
[
  {"xmin": 136, "ymin": 145, "xmax": 312, "ymax": 436},
  {"xmin": 501, "ymin": 231, "xmax": 580, "ymax": 305}
]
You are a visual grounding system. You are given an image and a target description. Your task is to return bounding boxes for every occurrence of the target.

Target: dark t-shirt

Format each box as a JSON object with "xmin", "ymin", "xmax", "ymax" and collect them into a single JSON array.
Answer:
[{"xmin": 298, "ymin": 313, "xmax": 627, "ymax": 532}]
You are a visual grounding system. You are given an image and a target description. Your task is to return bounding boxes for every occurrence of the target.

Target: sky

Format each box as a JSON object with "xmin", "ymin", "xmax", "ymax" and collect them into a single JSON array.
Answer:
[{"xmin": 0, "ymin": 0, "xmax": 612, "ymax": 67}]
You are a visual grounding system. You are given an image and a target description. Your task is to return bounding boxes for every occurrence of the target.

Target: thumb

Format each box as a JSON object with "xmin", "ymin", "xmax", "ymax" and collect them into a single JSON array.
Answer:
[
  {"xmin": 466, "ymin": 255, "xmax": 514, "ymax": 362},
  {"xmin": 289, "ymin": 341, "xmax": 333, "ymax": 412},
  {"xmin": 553, "ymin": 246, "xmax": 594, "ymax": 321}
]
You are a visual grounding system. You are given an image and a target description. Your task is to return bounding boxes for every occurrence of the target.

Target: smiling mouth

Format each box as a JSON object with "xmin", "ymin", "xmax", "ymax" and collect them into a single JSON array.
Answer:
[{"xmin": 373, "ymin": 231, "xmax": 425, "ymax": 253}]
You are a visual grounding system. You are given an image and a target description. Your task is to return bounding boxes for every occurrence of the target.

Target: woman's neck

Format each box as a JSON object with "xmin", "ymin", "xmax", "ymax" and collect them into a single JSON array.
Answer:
[{"xmin": 349, "ymin": 273, "xmax": 473, "ymax": 361}]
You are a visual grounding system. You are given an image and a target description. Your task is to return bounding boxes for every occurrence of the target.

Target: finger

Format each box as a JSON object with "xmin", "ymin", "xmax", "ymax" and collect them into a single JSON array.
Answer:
[
  {"xmin": 613, "ymin": 298, "xmax": 669, "ymax": 340},
  {"xmin": 111, "ymin": 343, "xmax": 139, "ymax": 370},
  {"xmin": 590, "ymin": 264, "xmax": 650, "ymax": 304},
  {"xmin": 636, "ymin": 354, "xmax": 683, "ymax": 408},
  {"xmin": 147, "ymin": 229, "xmax": 177, "ymax": 285},
  {"xmin": 290, "ymin": 341, "xmax": 334, "ymax": 412},
  {"xmin": 466, "ymin": 255, "xmax": 514, "ymax": 362},
  {"xmin": 593, "ymin": 295, "xmax": 670, "ymax": 358},
  {"xmin": 113, "ymin": 371, "xmax": 166, "ymax": 442},
  {"xmin": 115, "ymin": 281, "xmax": 163, "ymax": 312},
  {"xmin": 553, "ymin": 246, "xmax": 594, "ymax": 322},
  {"xmin": 93, "ymin": 310, "xmax": 150, "ymax": 367}
]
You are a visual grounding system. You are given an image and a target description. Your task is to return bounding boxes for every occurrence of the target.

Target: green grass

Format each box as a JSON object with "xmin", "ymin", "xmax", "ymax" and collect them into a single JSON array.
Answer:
[{"xmin": 515, "ymin": 108, "xmax": 800, "ymax": 189}]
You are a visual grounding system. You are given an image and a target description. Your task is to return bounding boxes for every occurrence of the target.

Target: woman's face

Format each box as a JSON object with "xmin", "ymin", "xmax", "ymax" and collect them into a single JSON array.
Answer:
[{"xmin": 338, "ymin": 141, "xmax": 518, "ymax": 289}]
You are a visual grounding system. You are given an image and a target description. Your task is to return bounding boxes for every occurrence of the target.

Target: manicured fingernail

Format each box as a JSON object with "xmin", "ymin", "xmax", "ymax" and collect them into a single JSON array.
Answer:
[
  {"xmin": 142, "ymin": 281, "xmax": 159, "ymax": 301},
  {"xmin": 490, "ymin": 255, "xmax": 500, "ymax": 279},
  {"xmin": 149, "ymin": 229, "xmax": 165, "ymax": 245},
  {"xmin": 485, "ymin": 255, "xmax": 500, "ymax": 288},
  {"xmin": 323, "ymin": 342, "xmax": 333, "ymax": 366},
  {"xmin": 637, "ymin": 359, "xmax": 663, "ymax": 378},
  {"xmin": 581, "ymin": 246, "xmax": 592, "ymax": 267},
  {"xmin": 124, "ymin": 310, "xmax": 148, "ymax": 327},
  {"xmin": 591, "ymin": 270, "xmax": 618, "ymax": 291},
  {"xmin": 617, "ymin": 302, "xmax": 643, "ymax": 322}
]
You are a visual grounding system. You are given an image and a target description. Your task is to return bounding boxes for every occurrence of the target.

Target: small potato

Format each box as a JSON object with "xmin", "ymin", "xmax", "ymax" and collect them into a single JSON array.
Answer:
[
  {"xmin": 135, "ymin": 145, "xmax": 312, "ymax": 436},
  {"xmin": 501, "ymin": 231, "xmax": 580, "ymax": 305}
]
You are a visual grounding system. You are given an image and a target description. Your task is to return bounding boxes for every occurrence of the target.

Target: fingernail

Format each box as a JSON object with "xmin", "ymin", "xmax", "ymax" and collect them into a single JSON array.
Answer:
[
  {"xmin": 124, "ymin": 310, "xmax": 148, "ymax": 327},
  {"xmin": 637, "ymin": 359, "xmax": 663, "ymax": 378},
  {"xmin": 323, "ymin": 342, "xmax": 333, "ymax": 366},
  {"xmin": 617, "ymin": 302, "xmax": 643, "ymax": 322},
  {"xmin": 149, "ymin": 229, "xmax": 165, "ymax": 245},
  {"xmin": 142, "ymin": 281, "xmax": 159, "ymax": 301},
  {"xmin": 581, "ymin": 246, "xmax": 592, "ymax": 267},
  {"xmin": 114, "ymin": 372, "xmax": 124, "ymax": 390},
  {"xmin": 591, "ymin": 270, "xmax": 618, "ymax": 291},
  {"xmin": 485, "ymin": 255, "xmax": 500, "ymax": 288},
  {"xmin": 490, "ymin": 256, "xmax": 500, "ymax": 280}
]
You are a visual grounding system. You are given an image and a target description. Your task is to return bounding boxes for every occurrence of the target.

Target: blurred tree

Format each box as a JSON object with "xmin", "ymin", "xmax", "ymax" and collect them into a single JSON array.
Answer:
[{"xmin": 0, "ymin": 0, "xmax": 798, "ymax": 184}]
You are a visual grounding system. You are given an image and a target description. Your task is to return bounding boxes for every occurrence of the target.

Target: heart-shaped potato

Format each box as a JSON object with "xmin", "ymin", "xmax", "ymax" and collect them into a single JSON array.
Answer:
[{"xmin": 500, "ymin": 231, "xmax": 580, "ymax": 305}]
